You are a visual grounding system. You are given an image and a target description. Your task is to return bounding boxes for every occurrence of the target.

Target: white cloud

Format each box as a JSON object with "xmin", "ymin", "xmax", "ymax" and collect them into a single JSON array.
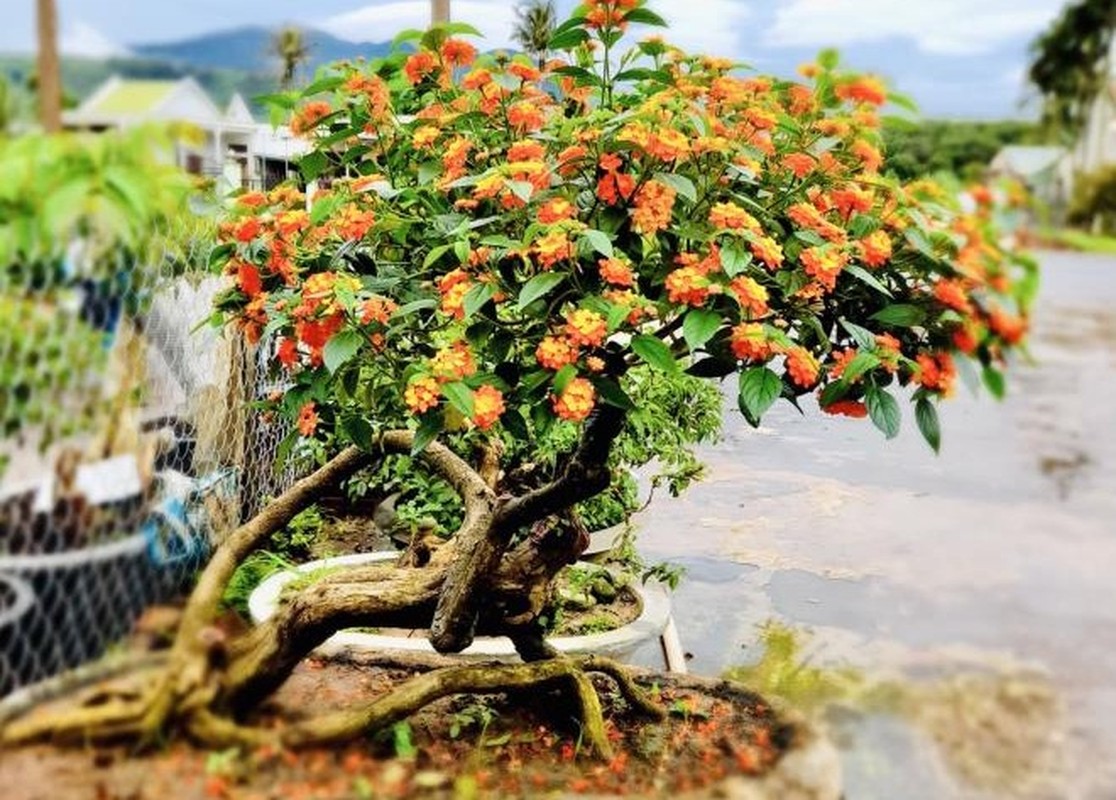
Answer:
[
  {"xmin": 653, "ymin": 0, "xmax": 751, "ymax": 57},
  {"xmin": 60, "ymin": 21, "xmax": 130, "ymax": 58},
  {"xmin": 766, "ymin": 0, "xmax": 1064, "ymax": 55},
  {"xmin": 318, "ymin": 1, "xmax": 520, "ymax": 50}
]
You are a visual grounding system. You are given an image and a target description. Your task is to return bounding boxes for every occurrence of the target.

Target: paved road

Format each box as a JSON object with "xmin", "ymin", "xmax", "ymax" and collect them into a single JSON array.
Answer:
[{"xmin": 634, "ymin": 251, "xmax": 1116, "ymax": 799}]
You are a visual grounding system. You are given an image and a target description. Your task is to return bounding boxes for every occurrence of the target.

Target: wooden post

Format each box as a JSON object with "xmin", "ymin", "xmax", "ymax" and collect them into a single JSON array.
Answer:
[
  {"xmin": 432, "ymin": 0, "xmax": 450, "ymax": 25},
  {"xmin": 36, "ymin": 0, "xmax": 62, "ymax": 133}
]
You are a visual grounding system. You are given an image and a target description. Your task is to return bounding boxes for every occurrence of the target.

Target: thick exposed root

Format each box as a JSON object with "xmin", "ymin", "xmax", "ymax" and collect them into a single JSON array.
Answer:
[
  {"xmin": 1, "ymin": 416, "xmax": 641, "ymax": 758},
  {"xmin": 176, "ymin": 657, "xmax": 659, "ymax": 760},
  {"xmin": 1, "ymin": 695, "xmax": 151, "ymax": 747}
]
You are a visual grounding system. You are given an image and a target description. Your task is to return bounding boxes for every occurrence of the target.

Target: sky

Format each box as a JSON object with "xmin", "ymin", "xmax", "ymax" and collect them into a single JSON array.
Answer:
[{"xmin": 0, "ymin": 0, "xmax": 1070, "ymax": 118}]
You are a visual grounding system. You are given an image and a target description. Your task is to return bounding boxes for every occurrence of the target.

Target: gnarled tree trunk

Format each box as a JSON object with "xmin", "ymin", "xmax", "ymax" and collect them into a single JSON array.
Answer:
[{"xmin": 0, "ymin": 406, "xmax": 654, "ymax": 755}]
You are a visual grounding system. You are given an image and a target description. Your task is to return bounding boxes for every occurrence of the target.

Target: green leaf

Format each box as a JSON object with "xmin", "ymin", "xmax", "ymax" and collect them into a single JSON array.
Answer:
[
  {"xmin": 392, "ymin": 28, "xmax": 425, "ymax": 48},
  {"xmin": 686, "ymin": 358, "xmax": 737, "ymax": 378},
  {"xmin": 517, "ymin": 273, "xmax": 566, "ymax": 310},
  {"xmin": 606, "ymin": 301, "xmax": 630, "ymax": 331},
  {"xmin": 310, "ymin": 193, "xmax": 343, "ymax": 225},
  {"xmin": 437, "ymin": 21, "xmax": 483, "ymax": 36},
  {"xmin": 682, "ymin": 309, "xmax": 722, "ymax": 352},
  {"xmin": 442, "ymin": 381, "xmax": 475, "ymax": 418},
  {"xmin": 865, "ymin": 385, "xmax": 901, "ymax": 439},
  {"xmin": 582, "ymin": 229, "xmax": 614, "ymax": 258},
  {"xmin": 871, "ymin": 304, "xmax": 926, "ymax": 327},
  {"xmin": 392, "ymin": 298, "xmax": 437, "ymax": 317},
  {"xmin": 553, "ymin": 364, "xmax": 577, "ymax": 393},
  {"xmin": 323, "ymin": 330, "xmax": 363, "ymax": 374},
  {"xmin": 915, "ymin": 395, "xmax": 941, "ymax": 453},
  {"xmin": 298, "ymin": 150, "xmax": 328, "ymax": 182},
  {"xmin": 631, "ymin": 334, "xmax": 678, "ymax": 373},
  {"xmin": 613, "ymin": 67, "xmax": 671, "ymax": 84},
  {"xmin": 340, "ymin": 415, "xmax": 374, "ymax": 449},
  {"xmin": 818, "ymin": 48, "xmax": 840, "ymax": 70},
  {"xmin": 887, "ymin": 91, "xmax": 920, "ymax": 114},
  {"xmin": 591, "ymin": 377, "xmax": 635, "ymax": 410},
  {"xmin": 623, "ymin": 7, "xmax": 669, "ymax": 26},
  {"xmin": 818, "ymin": 380, "xmax": 849, "ymax": 408},
  {"xmin": 982, "ymin": 365, "xmax": 1005, "ymax": 399},
  {"xmin": 463, "ymin": 282, "xmax": 496, "ymax": 318},
  {"xmin": 845, "ymin": 265, "xmax": 894, "ymax": 297},
  {"xmin": 301, "ymin": 76, "xmax": 344, "ymax": 97},
  {"xmin": 411, "ymin": 414, "xmax": 442, "ymax": 455},
  {"xmin": 794, "ymin": 229, "xmax": 826, "ymax": 247},
  {"xmin": 553, "ymin": 65, "xmax": 598, "ymax": 84},
  {"xmin": 737, "ymin": 367, "xmax": 781, "ymax": 427},
  {"xmin": 392, "ymin": 722, "xmax": 418, "ymax": 761},
  {"xmin": 840, "ymin": 318, "xmax": 876, "ymax": 350},
  {"xmin": 551, "ymin": 13, "xmax": 587, "ymax": 37},
  {"xmin": 840, "ymin": 351, "xmax": 880, "ymax": 384},
  {"xmin": 720, "ymin": 242, "xmax": 752, "ymax": 278},
  {"xmin": 423, "ymin": 244, "xmax": 451, "ymax": 269},
  {"xmin": 848, "ymin": 214, "xmax": 880, "ymax": 238},
  {"xmin": 653, "ymin": 172, "xmax": 697, "ymax": 203},
  {"xmin": 548, "ymin": 27, "xmax": 590, "ymax": 50},
  {"xmin": 506, "ymin": 180, "xmax": 534, "ymax": 203},
  {"xmin": 502, "ymin": 407, "xmax": 529, "ymax": 440}
]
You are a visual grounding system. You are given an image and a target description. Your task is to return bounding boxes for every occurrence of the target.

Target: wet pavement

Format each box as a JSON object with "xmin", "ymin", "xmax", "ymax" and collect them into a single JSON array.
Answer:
[{"xmin": 632, "ymin": 252, "xmax": 1116, "ymax": 799}]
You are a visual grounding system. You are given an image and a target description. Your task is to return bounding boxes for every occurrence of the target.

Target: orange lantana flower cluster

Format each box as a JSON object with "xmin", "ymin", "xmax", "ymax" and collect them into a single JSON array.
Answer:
[{"xmin": 213, "ymin": 1, "xmax": 1032, "ymax": 452}]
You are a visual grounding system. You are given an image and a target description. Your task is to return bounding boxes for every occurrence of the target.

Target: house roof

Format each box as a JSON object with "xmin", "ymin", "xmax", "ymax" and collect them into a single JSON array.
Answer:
[
  {"xmin": 84, "ymin": 79, "xmax": 178, "ymax": 115},
  {"xmin": 65, "ymin": 75, "xmax": 254, "ymax": 132},
  {"xmin": 226, "ymin": 93, "xmax": 256, "ymax": 125},
  {"xmin": 990, "ymin": 145, "xmax": 1066, "ymax": 177}
]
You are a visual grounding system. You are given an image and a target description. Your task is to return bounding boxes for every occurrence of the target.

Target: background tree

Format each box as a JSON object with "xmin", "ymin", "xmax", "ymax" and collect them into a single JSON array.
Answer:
[
  {"xmin": 35, "ymin": 0, "xmax": 61, "ymax": 132},
  {"xmin": 1028, "ymin": 0, "xmax": 1116, "ymax": 140},
  {"xmin": 513, "ymin": 0, "xmax": 557, "ymax": 68},
  {"xmin": 271, "ymin": 26, "xmax": 310, "ymax": 89},
  {"xmin": 882, "ymin": 119, "xmax": 1037, "ymax": 181}
]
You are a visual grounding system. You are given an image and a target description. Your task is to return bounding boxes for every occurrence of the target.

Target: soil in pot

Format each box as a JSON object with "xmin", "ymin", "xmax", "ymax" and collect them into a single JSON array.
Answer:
[
  {"xmin": 0, "ymin": 656, "xmax": 801, "ymax": 800},
  {"xmin": 546, "ymin": 563, "xmax": 641, "ymax": 637}
]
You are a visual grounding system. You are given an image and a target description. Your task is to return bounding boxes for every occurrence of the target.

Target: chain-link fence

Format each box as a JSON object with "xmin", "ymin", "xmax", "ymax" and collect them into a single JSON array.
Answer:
[{"xmin": 1, "ymin": 229, "xmax": 292, "ymax": 696}]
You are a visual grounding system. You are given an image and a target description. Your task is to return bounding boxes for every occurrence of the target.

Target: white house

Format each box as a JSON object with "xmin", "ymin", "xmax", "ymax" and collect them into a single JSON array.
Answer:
[
  {"xmin": 63, "ymin": 76, "xmax": 307, "ymax": 192},
  {"xmin": 989, "ymin": 145, "xmax": 1069, "ymax": 208}
]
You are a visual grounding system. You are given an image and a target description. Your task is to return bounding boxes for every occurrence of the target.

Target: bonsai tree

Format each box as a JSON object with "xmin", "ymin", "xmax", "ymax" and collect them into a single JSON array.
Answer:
[{"xmin": 3, "ymin": 1, "xmax": 1033, "ymax": 756}]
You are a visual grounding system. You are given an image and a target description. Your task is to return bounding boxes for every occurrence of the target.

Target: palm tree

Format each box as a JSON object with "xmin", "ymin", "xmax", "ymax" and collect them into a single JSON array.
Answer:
[
  {"xmin": 271, "ymin": 26, "xmax": 311, "ymax": 90},
  {"xmin": 513, "ymin": 0, "xmax": 557, "ymax": 68},
  {"xmin": 36, "ymin": 0, "xmax": 61, "ymax": 132},
  {"xmin": 1029, "ymin": 0, "xmax": 1116, "ymax": 139}
]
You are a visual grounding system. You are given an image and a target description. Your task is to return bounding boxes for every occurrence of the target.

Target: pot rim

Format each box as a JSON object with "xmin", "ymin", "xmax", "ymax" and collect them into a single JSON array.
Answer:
[{"xmin": 0, "ymin": 532, "xmax": 147, "ymax": 571}]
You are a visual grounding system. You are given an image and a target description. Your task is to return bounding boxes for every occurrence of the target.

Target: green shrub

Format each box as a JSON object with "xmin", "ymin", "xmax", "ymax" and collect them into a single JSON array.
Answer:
[
  {"xmin": 1068, "ymin": 165, "xmax": 1116, "ymax": 234},
  {"xmin": 0, "ymin": 295, "xmax": 106, "ymax": 447}
]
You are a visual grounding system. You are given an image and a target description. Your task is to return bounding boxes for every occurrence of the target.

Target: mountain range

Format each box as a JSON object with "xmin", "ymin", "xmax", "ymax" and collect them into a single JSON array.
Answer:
[
  {"xmin": 0, "ymin": 23, "xmax": 1037, "ymax": 121},
  {"xmin": 132, "ymin": 26, "xmax": 393, "ymax": 75}
]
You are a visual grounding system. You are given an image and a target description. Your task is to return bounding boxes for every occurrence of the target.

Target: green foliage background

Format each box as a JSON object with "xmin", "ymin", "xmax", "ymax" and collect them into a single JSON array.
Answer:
[{"xmin": 882, "ymin": 119, "xmax": 1038, "ymax": 181}]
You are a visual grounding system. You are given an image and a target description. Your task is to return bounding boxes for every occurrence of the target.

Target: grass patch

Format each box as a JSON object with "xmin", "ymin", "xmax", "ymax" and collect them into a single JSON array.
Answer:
[{"xmin": 1041, "ymin": 228, "xmax": 1116, "ymax": 255}]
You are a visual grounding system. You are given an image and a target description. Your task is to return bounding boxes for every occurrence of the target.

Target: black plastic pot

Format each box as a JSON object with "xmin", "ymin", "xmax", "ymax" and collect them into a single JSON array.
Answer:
[{"xmin": 0, "ymin": 572, "xmax": 36, "ymax": 696}]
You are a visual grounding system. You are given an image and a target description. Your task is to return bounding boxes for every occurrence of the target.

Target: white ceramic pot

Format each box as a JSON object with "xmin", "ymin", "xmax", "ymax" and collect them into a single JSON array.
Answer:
[{"xmin": 248, "ymin": 551, "xmax": 671, "ymax": 663}]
